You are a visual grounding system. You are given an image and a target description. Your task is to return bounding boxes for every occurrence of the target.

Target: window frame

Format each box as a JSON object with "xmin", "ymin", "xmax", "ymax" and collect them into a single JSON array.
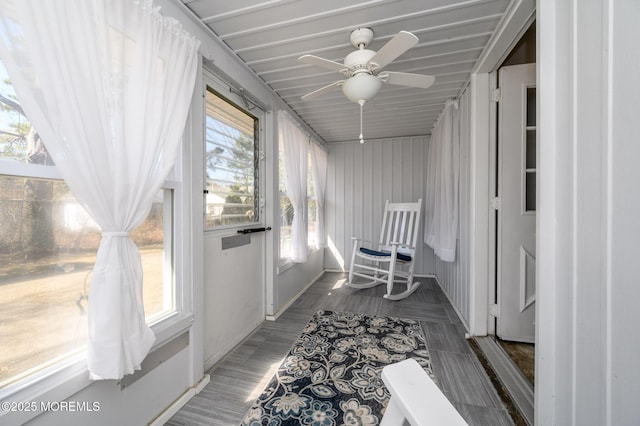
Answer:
[
  {"xmin": 203, "ymin": 85, "xmax": 261, "ymax": 232},
  {"xmin": 277, "ymin": 136, "xmax": 292, "ymax": 265},
  {"xmin": 0, "ymin": 111, "xmax": 190, "ymax": 418},
  {"xmin": 277, "ymin": 138, "xmax": 321, "ymax": 271},
  {"xmin": 277, "ymin": 137, "xmax": 293, "ymax": 270},
  {"xmin": 306, "ymin": 149, "xmax": 319, "ymax": 252},
  {"xmin": 0, "ymin": 161, "xmax": 188, "ymax": 385}
]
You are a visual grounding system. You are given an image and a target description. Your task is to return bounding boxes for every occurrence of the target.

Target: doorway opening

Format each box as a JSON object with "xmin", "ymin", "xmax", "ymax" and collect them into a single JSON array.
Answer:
[
  {"xmin": 494, "ymin": 21, "xmax": 536, "ymax": 387},
  {"xmin": 497, "ymin": 339, "xmax": 534, "ymax": 386},
  {"xmin": 478, "ymin": 21, "xmax": 537, "ymax": 425}
]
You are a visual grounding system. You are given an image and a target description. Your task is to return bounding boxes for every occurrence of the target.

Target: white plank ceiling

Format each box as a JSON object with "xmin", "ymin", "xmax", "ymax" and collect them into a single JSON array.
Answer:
[{"xmin": 181, "ymin": 0, "xmax": 510, "ymax": 143}]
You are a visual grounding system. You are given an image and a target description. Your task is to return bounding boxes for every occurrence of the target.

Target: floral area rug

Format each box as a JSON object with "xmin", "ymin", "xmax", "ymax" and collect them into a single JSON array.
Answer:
[{"xmin": 241, "ymin": 309, "xmax": 434, "ymax": 426}]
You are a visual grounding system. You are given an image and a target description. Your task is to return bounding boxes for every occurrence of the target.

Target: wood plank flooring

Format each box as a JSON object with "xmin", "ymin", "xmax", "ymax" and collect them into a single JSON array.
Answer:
[{"xmin": 166, "ymin": 272, "xmax": 514, "ymax": 425}]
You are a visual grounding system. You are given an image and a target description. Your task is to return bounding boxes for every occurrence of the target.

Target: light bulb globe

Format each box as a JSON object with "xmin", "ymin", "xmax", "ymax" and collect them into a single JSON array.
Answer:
[{"xmin": 342, "ymin": 73, "xmax": 381, "ymax": 103}]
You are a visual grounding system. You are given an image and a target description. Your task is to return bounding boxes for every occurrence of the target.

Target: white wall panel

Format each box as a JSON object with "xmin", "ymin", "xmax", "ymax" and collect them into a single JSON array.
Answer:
[
  {"xmin": 203, "ymin": 232, "xmax": 265, "ymax": 370},
  {"xmin": 325, "ymin": 136, "xmax": 435, "ymax": 275},
  {"xmin": 538, "ymin": 0, "xmax": 640, "ymax": 424},
  {"xmin": 274, "ymin": 250, "xmax": 324, "ymax": 315},
  {"xmin": 25, "ymin": 349, "xmax": 191, "ymax": 426},
  {"xmin": 609, "ymin": 3, "xmax": 640, "ymax": 423},
  {"xmin": 434, "ymin": 89, "xmax": 472, "ymax": 326}
]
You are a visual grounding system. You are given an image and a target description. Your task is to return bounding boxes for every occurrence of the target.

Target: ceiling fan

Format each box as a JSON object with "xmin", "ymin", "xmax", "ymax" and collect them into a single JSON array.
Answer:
[{"xmin": 298, "ymin": 28, "xmax": 435, "ymax": 143}]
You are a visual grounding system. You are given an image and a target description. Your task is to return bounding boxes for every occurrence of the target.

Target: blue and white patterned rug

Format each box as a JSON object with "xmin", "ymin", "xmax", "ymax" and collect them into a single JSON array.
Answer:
[{"xmin": 241, "ymin": 309, "xmax": 434, "ymax": 426}]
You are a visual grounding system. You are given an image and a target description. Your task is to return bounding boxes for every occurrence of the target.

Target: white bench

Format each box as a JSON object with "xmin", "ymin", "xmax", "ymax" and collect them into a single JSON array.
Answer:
[{"xmin": 381, "ymin": 359, "xmax": 468, "ymax": 426}]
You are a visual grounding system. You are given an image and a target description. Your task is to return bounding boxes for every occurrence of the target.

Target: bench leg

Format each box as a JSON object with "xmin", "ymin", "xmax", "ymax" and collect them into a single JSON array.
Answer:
[{"xmin": 380, "ymin": 396, "xmax": 409, "ymax": 426}]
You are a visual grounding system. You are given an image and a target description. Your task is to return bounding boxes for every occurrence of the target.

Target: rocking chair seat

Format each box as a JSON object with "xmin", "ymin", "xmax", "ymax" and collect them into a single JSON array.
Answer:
[{"xmin": 359, "ymin": 247, "xmax": 412, "ymax": 262}]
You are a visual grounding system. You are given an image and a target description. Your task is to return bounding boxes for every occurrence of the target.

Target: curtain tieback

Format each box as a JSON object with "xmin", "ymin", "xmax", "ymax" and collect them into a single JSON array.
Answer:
[{"xmin": 102, "ymin": 231, "xmax": 129, "ymax": 237}]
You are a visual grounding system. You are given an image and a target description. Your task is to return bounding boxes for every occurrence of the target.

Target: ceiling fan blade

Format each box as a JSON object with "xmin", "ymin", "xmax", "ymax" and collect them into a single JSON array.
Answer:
[
  {"xmin": 367, "ymin": 31, "xmax": 418, "ymax": 70},
  {"xmin": 381, "ymin": 71, "xmax": 435, "ymax": 89},
  {"xmin": 298, "ymin": 54, "xmax": 347, "ymax": 72},
  {"xmin": 301, "ymin": 80, "xmax": 344, "ymax": 100}
]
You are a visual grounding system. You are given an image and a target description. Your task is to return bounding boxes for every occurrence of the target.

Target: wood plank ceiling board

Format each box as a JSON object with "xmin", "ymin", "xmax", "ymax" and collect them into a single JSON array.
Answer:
[{"xmin": 181, "ymin": 0, "xmax": 511, "ymax": 143}]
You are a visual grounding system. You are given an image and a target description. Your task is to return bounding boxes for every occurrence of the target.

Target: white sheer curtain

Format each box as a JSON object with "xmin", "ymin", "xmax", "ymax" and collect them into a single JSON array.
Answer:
[
  {"xmin": 310, "ymin": 142, "xmax": 328, "ymax": 248},
  {"xmin": 278, "ymin": 111, "xmax": 308, "ymax": 263},
  {"xmin": 424, "ymin": 99, "xmax": 460, "ymax": 262},
  {"xmin": 0, "ymin": 0, "xmax": 200, "ymax": 379}
]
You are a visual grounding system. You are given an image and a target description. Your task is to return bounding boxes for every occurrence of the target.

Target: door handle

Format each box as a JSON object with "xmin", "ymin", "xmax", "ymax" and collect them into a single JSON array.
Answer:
[{"xmin": 237, "ymin": 226, "xmax": 272, "ymax": 234}]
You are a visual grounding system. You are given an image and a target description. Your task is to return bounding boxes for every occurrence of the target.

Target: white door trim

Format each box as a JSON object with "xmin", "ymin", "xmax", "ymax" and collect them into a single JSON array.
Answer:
[
  {"xmin": 467, "ymin": 72, "xmax": 491, "ymax": 337},
  {"xmin": 466, "ymin": 0, "xmax": 535, "ymax": 337}
]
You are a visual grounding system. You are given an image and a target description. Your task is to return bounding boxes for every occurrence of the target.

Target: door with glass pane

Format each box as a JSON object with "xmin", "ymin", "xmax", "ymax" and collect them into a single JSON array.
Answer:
[
  {"xmin": 497, "ymin": 63, "xmax": 536, "ymax": 343},
  {"xmin": 202, "ymin": 77, "xmax": 266, "ymax": 369}
]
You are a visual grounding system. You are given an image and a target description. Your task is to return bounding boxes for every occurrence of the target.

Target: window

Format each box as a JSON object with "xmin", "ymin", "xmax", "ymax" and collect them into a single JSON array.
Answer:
[
  {"xmin": 204, "ymin": 88, "xmax": 259, "ymax": 229},
  {"xmin": 524, "ymin": 86, "xmax": 536, "ymax": 212},
  {"xmin": 307, "ymin": 153, "xmax": 318, "ymax": 249},
  {"xmin": 279, "ymin": 140, "xmax": 320, "ymax": 260},
  {"xmin": 279, "ymin": 143, "xmax": 293, "ymax": 259},
  {"xmin": 0, "ymin": 61, "xmax": 174, "ymax": 388}
]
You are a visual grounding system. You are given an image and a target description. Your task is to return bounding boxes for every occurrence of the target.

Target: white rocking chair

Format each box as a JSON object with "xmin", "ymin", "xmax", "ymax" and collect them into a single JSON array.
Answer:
[{"xmin": 347, "ymin": 199, "xmax": 422, "ymax": 300}]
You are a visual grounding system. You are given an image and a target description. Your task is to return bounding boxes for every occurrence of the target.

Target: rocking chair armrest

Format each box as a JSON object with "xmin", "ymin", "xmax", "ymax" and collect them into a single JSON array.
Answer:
[
  {"xmin": 351, "ymin": 237, "xmax": 378, "ymax": 246},
  {"xmin": 389, "ymin": 241, "xmax": 416, "ymax": 250}
]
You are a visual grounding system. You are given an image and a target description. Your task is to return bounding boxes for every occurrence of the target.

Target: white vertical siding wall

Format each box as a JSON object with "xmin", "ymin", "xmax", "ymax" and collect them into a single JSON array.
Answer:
[
  {"xmin": 273, "ymin": 250, "xmax": 324, "ymax": 315},
  {"xmin": 325, "ymin": 137, "xmax": 435, "ymax": 275},
  {"xmin": 538, "ymin": 0, "xmax": 640, "ymax": 424},
  {"xmin": 434, "ymin": 90, "xmax": 472, "ymax": 327}
]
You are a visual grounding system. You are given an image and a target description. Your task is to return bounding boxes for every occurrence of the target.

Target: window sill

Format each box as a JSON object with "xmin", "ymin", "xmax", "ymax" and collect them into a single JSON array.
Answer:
[
  {"xmin": 277, "ymin": 258, "xmax": 294, "ymax": 274},
  {"xmin": 0, "ymin": 313, "xmax": 193, "ymax": 426},
  {"xmin": 150, "ymin": 312, "xmax": 194, "ymax": 349}
]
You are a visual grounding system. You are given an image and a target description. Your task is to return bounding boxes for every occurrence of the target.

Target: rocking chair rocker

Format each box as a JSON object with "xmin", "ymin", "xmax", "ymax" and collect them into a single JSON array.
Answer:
[{"xmin": 347, "ymin": 199, "xmax": 422, "ymax": 300}]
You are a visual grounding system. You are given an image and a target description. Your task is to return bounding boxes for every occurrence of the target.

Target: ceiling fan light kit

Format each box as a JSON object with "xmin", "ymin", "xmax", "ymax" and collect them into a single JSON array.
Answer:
[
  {"xmin": 298, "ymin": 27, "xmax": 435, "ymax": 143},
  {"xmin": 342, "ymin": 73, "xmax": 381, "ymax": 103}
]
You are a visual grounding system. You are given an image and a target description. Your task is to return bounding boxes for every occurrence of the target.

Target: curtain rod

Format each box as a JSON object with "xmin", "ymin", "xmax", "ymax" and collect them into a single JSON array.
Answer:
[{"xmin": 431, "ymin": 98, "xmax": 459, "ymax": 131}]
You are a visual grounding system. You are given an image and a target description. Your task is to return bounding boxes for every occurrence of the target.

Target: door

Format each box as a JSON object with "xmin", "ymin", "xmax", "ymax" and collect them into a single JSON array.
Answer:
[
  {"xmin": 496, "ymin": 63, "xmax": 536, "ymax": 342},
  {"xmin": 202, "ymin": 70, "xmax": 267, "ymax": 369}
]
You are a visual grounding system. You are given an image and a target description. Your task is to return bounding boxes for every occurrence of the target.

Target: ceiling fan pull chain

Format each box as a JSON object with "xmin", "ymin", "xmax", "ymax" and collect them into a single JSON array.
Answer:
[{"xmin": 359, "ymin": 100, "xmax": 365, "ymax": 144}]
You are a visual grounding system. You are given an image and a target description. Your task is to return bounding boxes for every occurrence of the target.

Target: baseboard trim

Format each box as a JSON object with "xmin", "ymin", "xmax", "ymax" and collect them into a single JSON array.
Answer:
[
  {"xmin": 149, "ymin": 374, "xmax": 210, "ymax": 426},
  {"xmin": 429, "ymin": 274, "xmax": 470, "ymax": 332}
]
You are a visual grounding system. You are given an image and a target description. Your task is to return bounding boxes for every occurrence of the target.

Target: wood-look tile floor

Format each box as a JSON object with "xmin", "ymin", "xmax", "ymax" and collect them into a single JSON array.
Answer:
[{"xmin": 166, "ymin": 272, "xmax": 514, "ymax": 425}]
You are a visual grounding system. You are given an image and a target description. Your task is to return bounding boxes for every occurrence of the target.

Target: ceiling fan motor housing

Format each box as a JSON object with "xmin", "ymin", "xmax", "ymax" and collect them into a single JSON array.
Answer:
[{"xmin": 344, "ymin": 49, "xmax": 377, "ymax": 72}]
